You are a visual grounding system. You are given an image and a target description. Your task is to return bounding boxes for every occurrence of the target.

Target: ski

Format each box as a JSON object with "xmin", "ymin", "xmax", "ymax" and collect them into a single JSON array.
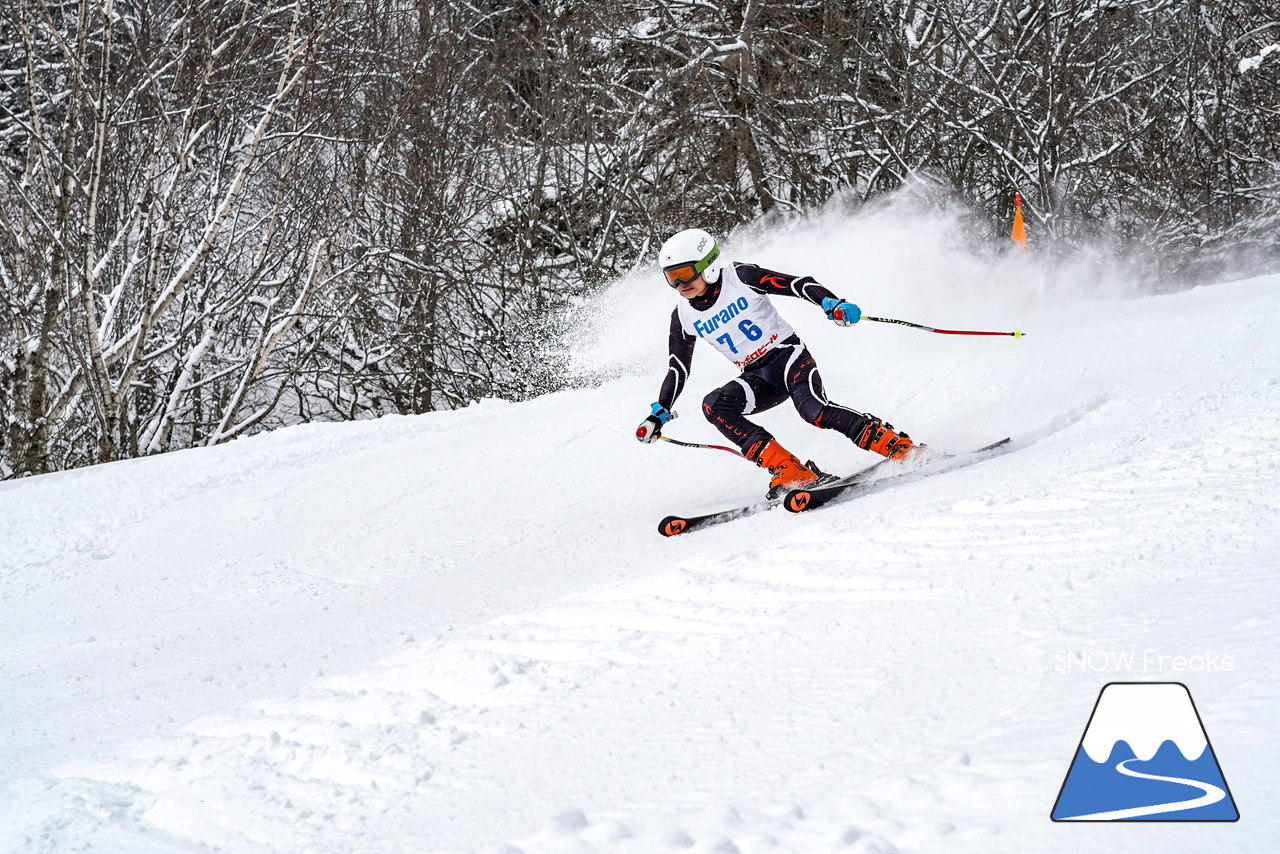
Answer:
[
  {"xmin": 781, "ymin": 437, "xmax": 1012, "ymax": 514},
  {"xmin": 657, "ymin": 458, "xmax": 892, "ymax": 537},
  {"xmin": 659, "ymin": 498, "xmax": 779, "ymax": 537},
  {"xmin": 658, "ymin": 438, "xmax": 1012, "ymax": 536}
]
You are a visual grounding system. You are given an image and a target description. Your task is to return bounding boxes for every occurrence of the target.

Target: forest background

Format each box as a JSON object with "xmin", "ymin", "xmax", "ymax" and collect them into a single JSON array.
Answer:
[{"xmin": 2, "ymin": 0, "xmax": 1277, "ymax": 478}]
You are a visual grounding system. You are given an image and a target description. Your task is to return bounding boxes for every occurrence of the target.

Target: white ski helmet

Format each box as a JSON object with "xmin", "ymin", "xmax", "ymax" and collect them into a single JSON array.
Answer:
[{"xmin": 658, "ymin": 228, "xmax": 723, "ymax": 287}]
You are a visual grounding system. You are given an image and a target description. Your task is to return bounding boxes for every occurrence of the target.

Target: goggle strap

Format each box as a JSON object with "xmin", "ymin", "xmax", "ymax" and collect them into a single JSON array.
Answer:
[{"xmin": 693, "ymin": 244, "xmax": 720, "ymax": 274}]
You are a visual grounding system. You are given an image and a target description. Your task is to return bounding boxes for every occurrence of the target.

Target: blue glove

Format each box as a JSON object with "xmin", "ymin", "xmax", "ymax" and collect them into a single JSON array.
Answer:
[
  {"xmin": 822, "ymin": 297, "xmax": 861, "ymax": 326},
  {"xmin": 636, "ymin": 402, "xmax": 675, "ymax": 443}
]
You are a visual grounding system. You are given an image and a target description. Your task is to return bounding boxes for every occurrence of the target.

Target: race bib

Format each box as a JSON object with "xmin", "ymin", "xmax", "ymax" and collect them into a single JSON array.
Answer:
[{"xmin": 677, "ymin": 265, "xmax": 795, "ymax": 368}]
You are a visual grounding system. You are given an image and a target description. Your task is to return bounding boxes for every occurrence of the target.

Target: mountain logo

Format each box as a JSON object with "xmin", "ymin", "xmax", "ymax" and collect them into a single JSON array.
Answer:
[{"xmin": 1051, "ymin": 682, "xmax": 1239, "ymax": 821}]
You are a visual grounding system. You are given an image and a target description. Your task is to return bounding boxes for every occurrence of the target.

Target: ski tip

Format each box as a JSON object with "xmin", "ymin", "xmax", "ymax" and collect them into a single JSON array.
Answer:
[
  {"xmin": 784, "ymin": 490, "xmax": 813, "ymax": 513},
  {"xmin": 659, "ymin": 516, "xmax": 690, "ymax": 537}
]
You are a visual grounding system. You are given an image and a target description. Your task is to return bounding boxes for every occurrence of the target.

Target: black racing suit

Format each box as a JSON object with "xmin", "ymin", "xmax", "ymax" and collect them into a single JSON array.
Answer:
[{"xmin": 657, "ymin": 262, "xmax": 878, "ymax": 459}]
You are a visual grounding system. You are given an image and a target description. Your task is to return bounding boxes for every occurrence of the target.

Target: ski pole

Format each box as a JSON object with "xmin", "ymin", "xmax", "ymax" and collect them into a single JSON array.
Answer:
[
  {"xmin": 658, "ymin": 434, "xmax": 746, "ymax": 458},
  {"xmin": 863, "ymin": 316, "xmax": 1025, "ymax": 337}
]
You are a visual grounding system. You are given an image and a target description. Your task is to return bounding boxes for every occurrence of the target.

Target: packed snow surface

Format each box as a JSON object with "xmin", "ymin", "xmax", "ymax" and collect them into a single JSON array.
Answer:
[{"xmin": 3, "ymin": 212, "xmax": 1278, "ymax": 852}]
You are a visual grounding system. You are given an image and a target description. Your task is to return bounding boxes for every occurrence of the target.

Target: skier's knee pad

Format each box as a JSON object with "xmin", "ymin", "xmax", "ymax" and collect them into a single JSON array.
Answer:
[
  {"xmin": 702, "ymin": 385, "xmax": 746, "ymax": 421},
  {"xmin": 795, "ymin": 399, "xmax": 826, "ymax": 426}
]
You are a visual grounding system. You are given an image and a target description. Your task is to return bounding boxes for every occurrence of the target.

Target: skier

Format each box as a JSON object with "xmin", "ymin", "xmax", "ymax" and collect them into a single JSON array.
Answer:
[{"xmin": 635, "ymin": 227, "xmax": 924, "ymax": 498}]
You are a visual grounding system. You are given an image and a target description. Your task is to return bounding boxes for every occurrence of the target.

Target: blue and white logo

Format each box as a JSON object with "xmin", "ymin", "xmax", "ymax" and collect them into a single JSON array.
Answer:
[{"xmin": 1051, "ymin": 682, "xmax": 1239, "ymax": 821}]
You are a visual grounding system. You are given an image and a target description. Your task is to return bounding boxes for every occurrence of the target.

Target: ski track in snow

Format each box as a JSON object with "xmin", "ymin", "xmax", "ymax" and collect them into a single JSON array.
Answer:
[{"xmin": 2, "ymin": 274, "xmax": 1279, "ymax": 853}]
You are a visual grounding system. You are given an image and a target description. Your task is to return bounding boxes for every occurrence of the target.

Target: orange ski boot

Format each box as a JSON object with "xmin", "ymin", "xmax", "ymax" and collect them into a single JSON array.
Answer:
[
  {"xmin": 854, "ymin": 418, "xmax": 927, "ymax": 462},
  {"xmin": 746, "ymin": 438, "xmax": 822, "ymax": 499}
]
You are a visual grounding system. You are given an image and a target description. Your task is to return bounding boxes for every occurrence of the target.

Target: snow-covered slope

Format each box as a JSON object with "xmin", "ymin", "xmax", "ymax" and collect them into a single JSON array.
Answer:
[{"xmin": 3, "ymin": 211, "xmax": 1278, "ymax": 853}]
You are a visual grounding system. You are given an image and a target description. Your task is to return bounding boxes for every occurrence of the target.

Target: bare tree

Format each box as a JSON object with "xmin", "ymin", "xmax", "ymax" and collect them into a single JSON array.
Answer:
[{"xmin": 3, "ymin": 0, "xmax": 1278, "ymax": 478}]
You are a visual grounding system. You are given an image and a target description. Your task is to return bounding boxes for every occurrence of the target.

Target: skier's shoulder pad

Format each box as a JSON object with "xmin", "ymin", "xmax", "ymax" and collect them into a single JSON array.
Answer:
[{"xmin": 733, "ymin": 262, "xmax": 804, "ymax": 295}]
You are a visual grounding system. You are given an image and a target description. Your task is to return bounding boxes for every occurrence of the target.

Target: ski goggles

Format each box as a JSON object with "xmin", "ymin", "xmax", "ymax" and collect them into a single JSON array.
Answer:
[{"xmin": 662, "ymin": 245, "xmax": 720, "ymax": 288}]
